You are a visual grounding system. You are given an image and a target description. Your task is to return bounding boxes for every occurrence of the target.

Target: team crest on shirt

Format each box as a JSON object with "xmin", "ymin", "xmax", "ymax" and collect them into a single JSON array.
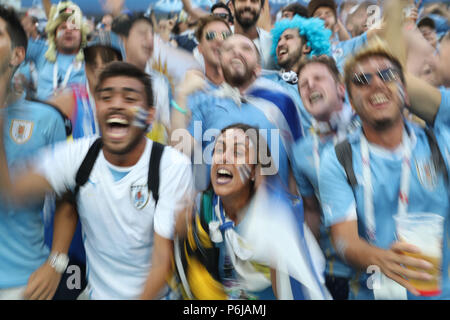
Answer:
[
  {"xmin": 10, "ymin": 120, "xmax": 34, "ymax": 144},
  {"xmin": 130, "ymin": 184, "xmax": 149, "ymax": 210},
  {"xmin": 415, "ymin": 159, "xmax": 438, "ymax": 191}
]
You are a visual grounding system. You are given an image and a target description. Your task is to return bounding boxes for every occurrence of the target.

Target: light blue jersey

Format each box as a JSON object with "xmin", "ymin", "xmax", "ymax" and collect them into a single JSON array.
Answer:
[
  {"xmin": 187, "ymin": 78, "xmax": 303, "ymax": 187},
  {"xmin": 319, "ymin": 102, "xmax": 450, "ymax": 300},
  {"xmin": 293, "ymin": 134, "xmax": 354, "ymax": 280},
  {"xmin": 262, "ymin": 70, "xmax": 311, "ymax": 135},
  {"xmin": 0, "ymin": 97, "xmax": 67, "ymax": 288},
  {"xmin": 26, "ymin": 39, "xmax": 86, "ymax": 101},
  {"xmin": 331, "ymin": 33, "xmax": 368, "ymax": 72}
]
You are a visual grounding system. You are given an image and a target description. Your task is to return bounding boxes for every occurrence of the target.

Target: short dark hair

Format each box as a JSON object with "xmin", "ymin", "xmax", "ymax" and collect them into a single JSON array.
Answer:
[
  {"xmin": 96, "ymin": 61, "xmax": 154, "ymax": 108},
  {"xmin": 418, "ymin": 16, "xmax": 436, "ymax": 30},
  {"xmin": 84, "ymin": 46, "xmax": 121, "ymax": 67},
  {"xmin": 111, "ymin": 12, "xmax": 153, "ymax": 38},
  {"xmin": 282, "ymin": 3, "xmax": 308, "ymax": 18},
  {"xmin": 195, "ymin": 14, "xmax": 231, "ymax": 42},
  {"xmin": 297, "ymin": 55, "xmax": 342, "ymax": 84},
  {"xmin": 211, "ymin": 2, "xmax": 233, "ymax": 23},
  {"xmin": 0, "ymin": 5, "xmax": 27, "ymax": 51}
]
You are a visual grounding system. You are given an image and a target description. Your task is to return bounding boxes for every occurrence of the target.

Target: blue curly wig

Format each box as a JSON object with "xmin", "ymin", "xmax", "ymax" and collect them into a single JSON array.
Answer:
[{"xmin": 270, "ymin": 15, "xmax": 332, "ymax": 65}]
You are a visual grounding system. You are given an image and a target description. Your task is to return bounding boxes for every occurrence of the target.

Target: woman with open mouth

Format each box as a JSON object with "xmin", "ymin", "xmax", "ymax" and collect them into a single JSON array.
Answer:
[{"xmin": 172, "ymin": 123, "xmax": 330, "ymax": 300}]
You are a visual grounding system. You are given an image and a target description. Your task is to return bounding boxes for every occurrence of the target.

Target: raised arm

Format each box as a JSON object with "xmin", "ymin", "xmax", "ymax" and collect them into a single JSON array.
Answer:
[
  {"xmin": 383, "ymin": 0, "xmax": 442, "ymax": 124},
  {"xmin": 181, "ymin": 0, "xmax": 209, "ymax": 21},
  {"xmin": 256, "ymin": 0, "xmax": 272, "ymax": 32},
  {"xmin": 42, "ymin": 0, "xmax": 52, "ymax": 19}
]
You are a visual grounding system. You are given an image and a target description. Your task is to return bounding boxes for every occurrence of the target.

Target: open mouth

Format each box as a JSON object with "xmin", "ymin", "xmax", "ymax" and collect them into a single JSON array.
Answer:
[
  {"xmin": 277, "ymin": 48, "xmax": 288, "ymax": 59},
  {"xmin": 105, "ymin": 115, "xmax": 130, "ymax": 140},
  {"xmin": 230, "ymin": 58, "xmax": 246, "ymax": 72},
  {"xmin": 240, "ymin": 11, "xmax": 254, "ymax": 19},
  {"xmin": 309, "ymin": 91, "xmax": 324, "ymax": 104},
  {"xmin": 369, "ymin": 93, "xmax": 389, "ymax": 108},
  {"xmin": 216, "ymin": 167, "xmax": 234, "ymax": 185}
]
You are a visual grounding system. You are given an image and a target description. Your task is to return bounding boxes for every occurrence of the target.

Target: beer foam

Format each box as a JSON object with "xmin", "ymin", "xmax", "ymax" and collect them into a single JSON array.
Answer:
[{"xmin": 398, "ymin": 229, "xmax": 442, "ymax": 258}]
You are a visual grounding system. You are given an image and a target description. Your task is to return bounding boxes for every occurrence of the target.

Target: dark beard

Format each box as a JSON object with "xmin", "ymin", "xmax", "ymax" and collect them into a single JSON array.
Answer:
[
  {"xmin": 222, "ymin": 67, "xmax": 251, "ymax": 88},
  {"xmin": 102, "ymin": 129, "xmax": 146, "ymax": 156},
  {"xmin": 0, "ymin": 54, "xmax": 11, "ymax": 75},
  {"xmin": 371, "ymin": 117, "xmax": 399, "ymax": 131},
  {"xmin": 235, "ymin": 9, "xmax": 260, "ymax": 30},
  {"xmin": 278, "ymin": 50, "xmax": 303, "ymax": 71}
]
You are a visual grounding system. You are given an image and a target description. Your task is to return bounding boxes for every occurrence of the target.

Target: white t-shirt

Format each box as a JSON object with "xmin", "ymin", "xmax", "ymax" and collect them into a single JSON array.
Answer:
[{"xmin": 35, "ymin": 137, "xmax": 194, "ymax": 299}]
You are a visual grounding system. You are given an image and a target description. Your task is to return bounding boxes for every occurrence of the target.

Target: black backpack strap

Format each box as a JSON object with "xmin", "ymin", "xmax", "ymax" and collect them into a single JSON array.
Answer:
[
  {"xmin": 27, "ymin": 98, "xmax": 73, "ymax": 137},
  {"xmin": 424, "ymin": 127, "xmax": 449, "ymax": 184},
  {"xmin": 148, "ymin": 142, "xmax": 165, "ymax": 206},
  {"xmin": 335, "ymin": 139, "xmax": 358, "ymax": 188},
  {"xmin": 73, "ymin": 138, "xmax": 103, "ymax": 198}
]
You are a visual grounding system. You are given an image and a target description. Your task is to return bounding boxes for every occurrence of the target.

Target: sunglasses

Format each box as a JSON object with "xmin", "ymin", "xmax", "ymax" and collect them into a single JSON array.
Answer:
[
  {"xmin": 205, "ymin": 31, "xmax": 232, "ymax": 41},
  {"xmin": 213, "ymin": 13, "xmax": 230, "ymax": 20},
  {"xmin": 351, "ymin": 68, "xmax": 400, "ymax": 87}
]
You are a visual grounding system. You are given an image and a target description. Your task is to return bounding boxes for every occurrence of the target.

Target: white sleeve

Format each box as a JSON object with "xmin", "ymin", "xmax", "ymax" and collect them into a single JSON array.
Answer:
[
  {"xmin": 153, "ymin": 147, "xmax": 194, "ymax": 240},
  {"xmin": 33, "ymin": 137, "xmax": 95, "ymax": 197}
]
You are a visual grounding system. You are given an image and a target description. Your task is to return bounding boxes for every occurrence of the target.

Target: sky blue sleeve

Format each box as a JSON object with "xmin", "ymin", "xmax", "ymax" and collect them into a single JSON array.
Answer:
[
  {"xmin": 433, "ymin": 88, "xmax": 450, "ymax": 170},
  {"xmin": 319, "ymin": 146, "xmax": 357, "ymax": 227},
  {"xmin": 434, "ymin": 88, "xmax": 450, "ymax": 129},
  {"xmin": 187, "ymin": 92, "xmax": 206, "ymax": 140},
  {"xmin": 47, "ymin": 110, "xmax": 67, "ymax": 145},
  {"xmin": 345, "ymin": 33, "xmax": 367, "ymax": 54},
  {"xmin": 292, "ymin": 144, "xmax": 315, "ymax": 197},
  {"xmin": 26, "ymin": 38, "xmax": 46, "ymax": 64}
]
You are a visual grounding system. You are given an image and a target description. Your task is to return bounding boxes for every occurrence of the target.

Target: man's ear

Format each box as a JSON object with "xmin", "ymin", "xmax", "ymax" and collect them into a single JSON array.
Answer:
[
  {"xmin": 10, "ymin": 46, "xmax": 25, "ymax": 69},
  {"xmin": 302, "ymin": 43, "xmax": 311, "ymax": 56},
  {"xmin": 254, "ymin": 63, "xmax": 262, "ymax": 78},
  {"xmin": 337, "ymin": 83, "xmax": 346, "ymax": 103},
  {"xmin": 197, "ymin": 42, "xmax": 204, "ymax": 55}
]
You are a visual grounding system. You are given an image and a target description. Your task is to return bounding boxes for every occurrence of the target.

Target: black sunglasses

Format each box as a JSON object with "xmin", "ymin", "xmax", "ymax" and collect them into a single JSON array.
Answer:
[
  {"xmin": 352, "ymin": 68, "xmax": 400, "ymax": 87},
  {"xmin": 213, "ymin": 13, "xmax": 230, "ymax": 20},
  {"xmin": 205, "ymin": 31, "xmax": 232, "ymax": 41}
]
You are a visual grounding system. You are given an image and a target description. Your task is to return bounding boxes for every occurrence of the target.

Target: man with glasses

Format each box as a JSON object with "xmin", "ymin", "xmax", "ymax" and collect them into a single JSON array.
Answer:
[
  {"xmin": 318, "ymin": 40, "xmax": 450, "ymax": 300},
  {"xmin": 192, "ymin": 15, "xmax": 232, "ymax": 87},
  {"xmin": 211, "ymin": 2, "xmax": 234, "ymax": 26}
]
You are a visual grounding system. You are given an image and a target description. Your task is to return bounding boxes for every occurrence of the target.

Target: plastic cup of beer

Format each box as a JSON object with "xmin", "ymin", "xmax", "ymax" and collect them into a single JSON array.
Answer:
[{"xmin": 395, "ymin": 213, "xmax": 445, "ymax": 297}]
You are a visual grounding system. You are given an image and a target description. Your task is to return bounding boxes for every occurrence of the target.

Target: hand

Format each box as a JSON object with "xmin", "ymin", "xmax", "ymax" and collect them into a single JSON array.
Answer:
[
  {"xmin": 405, "ymin": 6, "xmax": 419, "ymax": 24},
  {"xmin": 13, "ymin": 74, "xmax": 27, "ymax": 95},
  {"xmin": 177, "ymin": 70, "xmax": 206, "ymax": 98},
  {"xmin": 23, "ymin": 262, "xmax": 63, "ymax": 300},
  {"xmin": 375, "ymin": 242, "xmax": 434, "ymax": 296}
]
